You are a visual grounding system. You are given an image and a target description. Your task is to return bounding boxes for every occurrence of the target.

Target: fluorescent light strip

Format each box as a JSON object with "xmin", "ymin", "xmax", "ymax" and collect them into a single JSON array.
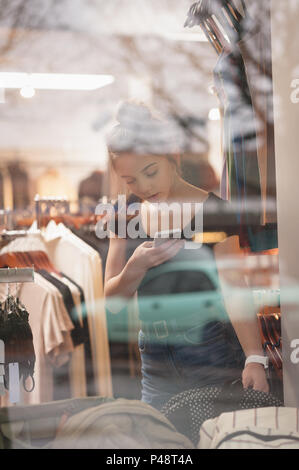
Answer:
[{"xmin": 0, "ymin": 73, "xmax": 115, "ymax": 90}]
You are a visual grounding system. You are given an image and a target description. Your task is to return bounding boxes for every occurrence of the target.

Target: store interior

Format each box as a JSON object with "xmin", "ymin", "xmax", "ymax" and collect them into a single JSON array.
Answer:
[{"xmin": 0, "ymin": 0, "xmax": 295, "ymax": 449}]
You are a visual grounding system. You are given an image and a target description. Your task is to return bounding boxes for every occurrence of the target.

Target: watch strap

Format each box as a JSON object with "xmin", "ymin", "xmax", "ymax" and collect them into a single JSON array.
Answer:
[{"xmin": 245, "ymin": 355, "xmax": 269, "ymax": 369}]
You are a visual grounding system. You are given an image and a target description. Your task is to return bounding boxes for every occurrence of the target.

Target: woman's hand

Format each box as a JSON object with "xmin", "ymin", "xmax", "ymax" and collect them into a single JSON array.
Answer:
[
  {"xmin": 242, "ymin": 363, "xmax": 269, "ymax": 393},
  {"xmin": 128, "ymin": 239, "xmax": 185, "ymax": 274}
]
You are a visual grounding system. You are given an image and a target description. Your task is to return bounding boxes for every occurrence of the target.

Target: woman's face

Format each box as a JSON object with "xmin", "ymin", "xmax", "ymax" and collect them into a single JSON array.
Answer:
[{"xmin": 113, "ymin": 153, "xmax": 176, "ymax": 202}]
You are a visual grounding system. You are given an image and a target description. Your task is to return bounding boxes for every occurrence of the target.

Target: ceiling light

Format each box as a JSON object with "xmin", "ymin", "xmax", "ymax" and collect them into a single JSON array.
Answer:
[
  {"xmin": 0, "ymin": 73, "xmax": 115, "ymax": 91},
  {"xmin": 20, "ymin": 86, "xmax": 35, "ymax": 98},
  {"xmin": 208, "ymin": 108, "xmax": 220, "ymax": 121}
]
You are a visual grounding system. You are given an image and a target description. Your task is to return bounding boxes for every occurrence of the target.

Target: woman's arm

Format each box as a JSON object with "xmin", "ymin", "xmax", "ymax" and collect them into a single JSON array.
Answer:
[
  {"xmin": 104, "ymin": 237, "xmax": 148, "ymax": 300},
  {"xmin": 214, "ymin": 235, "xmax": 269, "ymax": 393},
  {"xmin": 104, "ymin": 236, "xmax": 184, "ymax": 301}
]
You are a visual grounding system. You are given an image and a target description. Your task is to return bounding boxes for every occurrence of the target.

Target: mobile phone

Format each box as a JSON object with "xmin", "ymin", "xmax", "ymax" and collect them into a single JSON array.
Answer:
[{"xmin": 154, "ymin": 228, "xmax": 182, "ymax": 247}]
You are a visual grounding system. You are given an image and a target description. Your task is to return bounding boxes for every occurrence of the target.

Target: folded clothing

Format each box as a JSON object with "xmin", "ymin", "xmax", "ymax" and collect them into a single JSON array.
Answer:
[{"xmin": 199, "ymin": 407, "xmax": 299, "ymax": 449}]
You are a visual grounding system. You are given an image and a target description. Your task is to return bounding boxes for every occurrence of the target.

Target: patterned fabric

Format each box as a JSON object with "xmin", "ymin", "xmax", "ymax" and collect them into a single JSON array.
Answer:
[
  {"xmin": 199, "ymin": 407, "xmax": 299, "ymax": 449},
  {"xmin": 161, "ymin": 381, "xmax": 283, "ymax": 445}
]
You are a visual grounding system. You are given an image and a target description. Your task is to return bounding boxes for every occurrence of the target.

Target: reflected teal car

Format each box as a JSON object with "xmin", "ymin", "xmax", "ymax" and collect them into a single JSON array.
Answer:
[{"xmin": 105, "ymin": 258, "xmax": 240, "ymax": 345}]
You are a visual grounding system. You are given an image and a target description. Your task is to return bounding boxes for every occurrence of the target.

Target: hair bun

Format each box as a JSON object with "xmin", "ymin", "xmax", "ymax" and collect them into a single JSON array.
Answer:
[
  {"xmin": 107, "ymin": 100, "xmax": 183, "ymax": 155},
  {"xmin": 116, "ymin": 101, "xmax": 153, "ymax": 127}
]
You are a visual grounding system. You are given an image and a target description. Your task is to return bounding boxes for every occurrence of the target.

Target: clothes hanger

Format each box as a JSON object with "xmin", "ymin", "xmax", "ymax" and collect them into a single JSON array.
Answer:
[
  {"xmin": 192, "ymin": 0, "xmax": 221, "ymax": 54},
  {"xmin": 201, "ymin": 20, "xmax": 223, "ymax": 54},
  {"xmin": 221, "ymin": 1, "xmax": 242, "ymax": 33},
  {"xmin": 208, "ymin": 2, "xmax": 238, "ymax": 43},
  {"xmin": 0, "ymin": 253, "xmax": 27, "ymax": 269},
  {"xmin": 190, "ymin": 0, "xmax": 238, "ymax": 53},
  {"xmin": 36, "ymin": 251, "xmax": 56, "ymax": 273},
  {"xmin": 29, "ymin": 250, "xmax": 60, "ymax": 276},
  {"xmin": 184, "ymin": 1, "xmax": 223, "ymax": 54},
  {"xmin": 206, "ymin": 0, "xmax": 248, "ymax": 45},
  {"xmin": 200, "ymin": 0, "xmax": 230, "ymax": 54},
  {"xmin": 227, "ymin": 0, "xmax": 243, "ymax": 22},
  {"xmin": 14, "ymin": 252, "xmax": 32, "ymax": 267},
  {"xmin": 0, "ymin": 250, "xmax": 60, "ymax": 275},
  {"xmin": 20, "ymin": 251, "xmax": 41, "ymax": 270},
  {"xmin": 206, "ymin": 15, "xmax": 231, "ymax": 51},
  {"xmin": 185, "ymin": 0, "xmax": 246, "ymax": 35}
]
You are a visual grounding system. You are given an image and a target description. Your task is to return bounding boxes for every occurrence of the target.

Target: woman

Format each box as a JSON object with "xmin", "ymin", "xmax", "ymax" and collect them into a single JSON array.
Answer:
[{"xmin": 104, "ymin": 101, "xmax": 269, "ymax": 410}]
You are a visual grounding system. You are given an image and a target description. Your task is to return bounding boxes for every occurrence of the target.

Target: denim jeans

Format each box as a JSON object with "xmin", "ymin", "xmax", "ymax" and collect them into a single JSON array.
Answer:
[{"xmin": 138, "ymin": 320, "xmax": 245, "ymax": 411}]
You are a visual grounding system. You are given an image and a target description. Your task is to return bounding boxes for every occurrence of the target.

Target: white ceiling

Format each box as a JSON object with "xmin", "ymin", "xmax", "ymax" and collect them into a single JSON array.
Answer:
[
  {"xmin": 0, "ymin": 0, "xmax": 201, "ymax": 37},
  {"xmin": 0, "ymin": 1, "xmax": 219, "ymax": 166}
]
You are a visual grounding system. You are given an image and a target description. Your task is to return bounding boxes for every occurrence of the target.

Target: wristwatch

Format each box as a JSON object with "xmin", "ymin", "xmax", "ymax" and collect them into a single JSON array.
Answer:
[{"xmin": 245, "ymin": 355, "xmax": 269, "ymax": 369}]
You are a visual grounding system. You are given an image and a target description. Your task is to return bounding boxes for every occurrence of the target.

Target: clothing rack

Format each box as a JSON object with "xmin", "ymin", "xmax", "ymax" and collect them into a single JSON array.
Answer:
[
  {"xmin": 0, "ymin": 397, "xmax": 111, "ymax": 424},
  {"xmin": 34, "ymin": 195, "xmax": 70, "ymax": 229},
  {"xmin": 0, "ymin": 267, "xmax": 34, "ymax": 283},
  {"xmin": 0, "ymin": 229, "xmax": 41, "ymax": 240}
]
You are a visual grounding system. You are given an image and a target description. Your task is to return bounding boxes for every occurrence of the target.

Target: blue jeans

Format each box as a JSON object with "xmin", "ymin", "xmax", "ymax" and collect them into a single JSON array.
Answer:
[{"xmin": 138, "ymin": 320, "xmax": 245, "ymax": 410}]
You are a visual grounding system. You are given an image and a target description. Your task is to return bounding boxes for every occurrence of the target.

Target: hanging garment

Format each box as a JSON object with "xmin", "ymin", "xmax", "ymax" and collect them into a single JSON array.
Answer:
[
  {"xmin": 0, "ymin": 232, "xmax": 98, "ymax": 398},
  {"xmin": 43, "ymin": 221, "xmax": 112, "ymax": 397},
  {"xmin": 37, "ymin": 270, "xmax": 84, "ymax": 347},
  {"xmin": 161, "ymin": 380, "xmax": 283, "ymax": 446},
  {"xmin": 60, "ymin": 273, "xmax": 96, "ymax": 397},
  {"xmin": 51, "ymin": 273, "xmax": 89, "ymax": 398},
  {"xmin": 213, "ymin": 48, "xmax": 263, "ymax": 250},
  {"xmin": 70, "ymin": 227, "xmax": 109, "ymax": 279},
  {"xmin": 0, "ymin": 232, "xmax": 47, "ymax": 255},
  {"xmin": 0, "ymin": 293, "xmax": 35, "ymax": 395},
  {"xmin": 34, "ymin": 273, "xmax": 88, "ymax": 401},
  {"xmin": 36, "ymin": 270, "xmax": 86, "ymax": 400},
  {"xmin": 237, "ymin": 29, "xmax": 278, "ymax": 251},
  {"xmin": 238, "ymin": 23, "xmax": 277, "ymax": 225},
  {"xmin": 0, "ymin": 238, "xmax": 85, "ymax": 400},
  {"xmin": 0, "ymin": 274, "xmax": 74, "ymax": 406},
  {"xmin": 38, "ymin": 270, "xmax": 95, "ymax": 398},
  {"xmin": 0, "ymin": 239, "xmax": 92, "ymax": 402}
]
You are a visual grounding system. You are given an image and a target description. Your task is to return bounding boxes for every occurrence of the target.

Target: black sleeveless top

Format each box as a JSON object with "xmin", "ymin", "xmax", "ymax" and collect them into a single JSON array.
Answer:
[
  {"xmin": 112, "ymin": 192, "xmax": 243, "ymax": 353},
  {"xmin": 111, "ymin": 192, "xmax": 237, "ymax": 312},
  {"xmin": 120, "ymin": 191, "xmax": 238, "ymax": 262}
]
